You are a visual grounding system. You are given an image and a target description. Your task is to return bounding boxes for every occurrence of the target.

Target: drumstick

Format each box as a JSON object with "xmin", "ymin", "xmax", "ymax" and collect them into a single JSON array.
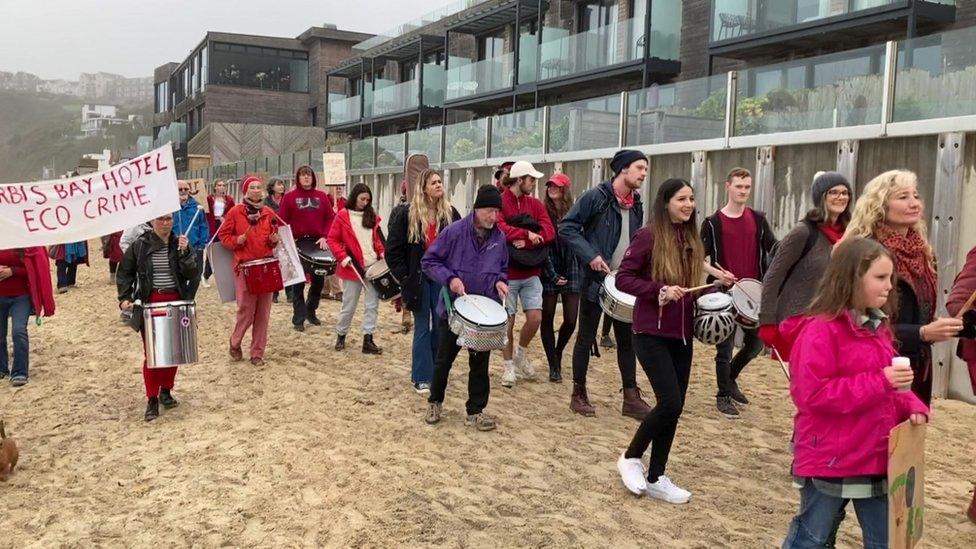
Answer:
[
  {"xmin": 686, "ymin": 282, "xmax": 719, "ymax": 293},
  {"xmin": 349, "ymin": 260, "xmax": 369, "ymax": 289},
  {"xmin": 954, "ymin": 289, "xmax": 976, "ymax": 319},
  {"xmin": 770, "ymin": 345, "xmax": 791, "ymax": 382}
]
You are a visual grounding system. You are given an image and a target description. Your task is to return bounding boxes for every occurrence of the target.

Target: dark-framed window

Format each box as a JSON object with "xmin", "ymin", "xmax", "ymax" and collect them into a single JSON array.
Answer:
[
  {"xmin": 478, "ymin": 28, "xmax": 507, "ymax": 60},
  {"xmin": 209, "ymin": 41, "xmax": 309, "ymax": 92}
]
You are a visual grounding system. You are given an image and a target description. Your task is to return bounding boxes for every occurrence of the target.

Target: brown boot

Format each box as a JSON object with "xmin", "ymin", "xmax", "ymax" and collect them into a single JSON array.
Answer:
[
  {"xmin": 621, "ymin": 387, "xmax": 652, "ymax": 420},
  {"xmin": 570, "ymin": 383, "xmax": 596, "ymax": 417},
  {"xmin": 362, "ymin": 334, "xmax": 383, "ymax": 355}
]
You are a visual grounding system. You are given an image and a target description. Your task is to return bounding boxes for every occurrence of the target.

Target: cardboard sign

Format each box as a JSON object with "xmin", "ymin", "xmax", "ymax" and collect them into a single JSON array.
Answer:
[
  {"xmin": 889, "ymin": 420, "xmax": 926, "ymax": 549},
  {"xmin": 323, "ymin": 152, "xmax": 347, "ymax": 186},
  {"xmin": 185, "ymin": 178, "xmax": 209, "ymax": 212},
  {"xmin": 274, "ymin": 225, "xmax": 307, "ymax": 288}
]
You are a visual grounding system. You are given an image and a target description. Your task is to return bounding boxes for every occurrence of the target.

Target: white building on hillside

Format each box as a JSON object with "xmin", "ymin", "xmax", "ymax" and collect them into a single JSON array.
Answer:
[{"xmin": 81, "ymin": 104, "xmax": 129, "ymax": 137}]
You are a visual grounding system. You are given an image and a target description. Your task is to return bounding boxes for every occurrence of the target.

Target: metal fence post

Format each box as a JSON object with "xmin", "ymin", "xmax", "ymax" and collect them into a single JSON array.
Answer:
[
  {"xmin": 880, "ymin": 40, "xmax": 898, "ymax": 136},
  {"xmin": 724, "ymin": 71, "xmax": 737, "ymax": 148},
  {"xmin": 542, "ymin": 106, "xmax": 551, "ymax": 154},
  {"xmin": 618, "ymin": 90, "xmax": 629, "ymax": 148}
]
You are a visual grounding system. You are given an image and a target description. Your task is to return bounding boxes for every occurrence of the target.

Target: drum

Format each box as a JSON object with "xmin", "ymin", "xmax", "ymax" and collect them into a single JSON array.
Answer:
[
  {"xmin": 695, "ymin": 292, "xmax": 733, "ymax": 314},
  {"xmin": 143, "ymin": 301, "xmax": 198, "ymax": 368},
  {"xmin": 240, "ymin": 257, "xmax": 284, "ymax": 295},
  {"xmin": 365, "ymin": 259, "xmax": 401, "ymax": 301},
  {"xmin": 296, "ymin": 237, "xmax": 336, "ymax": 277},
  {"xmin": 730, "ymin": 278, "xmax": 762, "ymax": 327},
  {"xmin": 449, "ymin": 294, "xmax": 508, "ymax": 352},
  {"xmin": 599, "ymin": 272, "xmax": 637, "ymax": 323}
]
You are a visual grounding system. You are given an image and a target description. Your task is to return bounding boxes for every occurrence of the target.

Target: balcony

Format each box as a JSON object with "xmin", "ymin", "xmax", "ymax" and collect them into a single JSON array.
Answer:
[
  {"xmin": 533, "ymin": 17, "xmax": 645, "ymax": 83},
  {"xmin": 372, "ymin": 79, "xmax": 419, "ymax": 118},
  {"xmin": 328, "ymin": 94, "xmax": 362, "ymax": 126},
  {"xmin": 446, "ymin": 52, "xmax": 515, "ymax": 102}
]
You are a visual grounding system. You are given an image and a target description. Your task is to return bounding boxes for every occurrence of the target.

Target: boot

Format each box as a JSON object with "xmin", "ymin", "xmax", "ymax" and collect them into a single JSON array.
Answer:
[
  {"xmin": 158, "ymin": 388, "xmax": 178, "ymax": 409},
  {"xmin": 570, "ymin": 383, "xmax": 596, "ymax": 417},
  {"xmin": 362, "ymin": 334, "xmax": 383, "ymax": 355},
  {"xmin": 968, "ymin": 488, "xmax": 976, "ymax": 524},
  {"xmin": 144, "ymin": 397, "xmax": 160, "ymax": 422},
  {"xmin": 621, "ymin": 387, "xmax": 652, "ymax": 420},
  {"xmin": 335, "ymin": 334, "xmax": 346, "ymax": 351}
]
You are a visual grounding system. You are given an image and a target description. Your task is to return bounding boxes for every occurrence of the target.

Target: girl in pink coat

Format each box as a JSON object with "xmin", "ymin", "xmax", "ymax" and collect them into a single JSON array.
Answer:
[{"xmin": 779, "ymin": 237, "xmax": 929, "ymax": 549}]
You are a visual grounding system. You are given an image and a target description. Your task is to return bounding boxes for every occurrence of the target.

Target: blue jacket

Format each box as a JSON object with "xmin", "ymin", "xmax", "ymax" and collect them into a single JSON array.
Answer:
[
  {"xmin": 558, "ymin": 180, "xmax": 644, "ymax": 303},
  {"xmin": 172, "ymin": 196, "xmax": 211, "ymax": 251},
  {"xmin": 421, "ymin": 213, "xmax": 508, "ymax": 319}
]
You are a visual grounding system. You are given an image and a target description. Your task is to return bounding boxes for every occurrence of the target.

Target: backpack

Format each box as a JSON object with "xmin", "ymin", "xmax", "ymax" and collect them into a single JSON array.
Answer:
[{"xmin": 769, "ymin": 220, "xmax": 819, "ymax": 296}]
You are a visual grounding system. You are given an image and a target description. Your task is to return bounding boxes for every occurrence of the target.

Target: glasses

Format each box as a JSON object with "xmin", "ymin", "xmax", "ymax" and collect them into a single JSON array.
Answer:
[
  {"xmin": 827, "ymin": 189, "xmax": 850, "ymax": 198},
  {"xmin": 178, "ymin": 188, "xmax": 190, "ymax": 192},
  {"xmin": 157, "ymin": 217, "xmax": 173, "ymax": 222}
]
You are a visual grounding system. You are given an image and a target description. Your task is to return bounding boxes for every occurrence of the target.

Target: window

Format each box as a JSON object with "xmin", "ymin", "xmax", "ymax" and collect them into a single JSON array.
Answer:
[
  {"xmin": 201, "ymin": 46, "xmax": 208, "ymax": 91},
  {"xmin": 578, "ymin": 0, "xmax": 620, "ymax": 33},
  {"xmin": 424, "ymin": 51, "xmax": 445, "ymax": 65},
  {"xmin": 209, "ymin": 42, "xmax": 309, "ymax": 92},
  {"xmin": 349, "ymin": 76, "xmax": 362, "ymax": 96},
  {"xmin": 401, "ymin": 60, "xmax": 418, "ymax": 82},
  {"xmin": 478, "ymin": 30, "xmax": 506, "ymax": 60}
]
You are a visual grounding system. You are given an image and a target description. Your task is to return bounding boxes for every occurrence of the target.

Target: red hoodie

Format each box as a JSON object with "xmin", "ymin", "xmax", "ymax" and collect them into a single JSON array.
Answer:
[
  {"xmin": 498, "ymin": 187, "xmax": 555, "ymax": 280},
  {"xmin": 0, "ymin": 248, "xmax": 55, "ymax": 318},
  {"xmin": 278, "ymin": 166, "xmax": 335, "ymax": 239}
]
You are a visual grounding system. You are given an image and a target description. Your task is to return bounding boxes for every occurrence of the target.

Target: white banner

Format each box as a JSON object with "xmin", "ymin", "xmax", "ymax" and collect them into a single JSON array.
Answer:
[
  {"xmin": 274, "ymin": 225, "xmax": 307, "ymax": 288},
  {"xmin": 0, "ymin": 145, "xmax": 180, "ymax": 248}
]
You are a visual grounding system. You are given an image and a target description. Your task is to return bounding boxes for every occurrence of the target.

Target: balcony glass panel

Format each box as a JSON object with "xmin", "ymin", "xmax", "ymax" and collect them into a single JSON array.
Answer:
[
  {"xmin": 734, "ymin": 44, "xmax": 886, "ymax": 135},
  {"xmin": 350, "ymin": 138, "xmax": 375, "ymax": 170},
  {"xmin": 328, "ymin": 94, "xmax": 362, "ymax": 125},
  {"xmin": 422, "ymin": 64, "xmax": 446, "ymax": 108},
  {"xmin": 518, "ymin": 28, "xmax": 539, "ymax": 84},
  {"xmin": 443, "ymin": 119, "xmax": 488, "ymax": 163},
  {"xmin": 446, "ymin": 52, "xmax": 515, "ymax": 101},
  {"xmin": 711, "ymin": 0, "xmax": 900, "ymax": 42},
  {"xmin": 376, "ymin": 134, "xmax": 406, "ymax": 168},
  {"xmin": 408, "ymin": 126, "xmax": 442, "ymax": 164},
  {"xmin": 491, "ymin": 109, "xmax": 544, "ymax": 158},
  {"xmin": 310, "ymin": 148, "xmax": 325, "ymax": 172},
  {"xmin": 627, "ymin": 74, "xmax": 727, "ymax": 146},
  {"xmin": 539, "ymin": 17, "xmax": 644, "ymax": 81},
  {"xmin": 549, "ymin": 95, "xmax": 621, "ymax": 153},
  {"xmin": 650, "ymin": 1, "xmax": 681, "ymax": 61},
  {"xmin": 894, "ymin": 26, "xmax": 976, "ymax": 122},
  {"xmin": 372, "ymin": 79, "xmax": 419, "ymax": 117}
]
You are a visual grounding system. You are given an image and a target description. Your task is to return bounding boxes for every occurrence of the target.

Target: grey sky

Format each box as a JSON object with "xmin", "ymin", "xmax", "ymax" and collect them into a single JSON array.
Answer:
[{"xmin": 0, "ymin": 0, "xmax": 450, "ymax": 80}]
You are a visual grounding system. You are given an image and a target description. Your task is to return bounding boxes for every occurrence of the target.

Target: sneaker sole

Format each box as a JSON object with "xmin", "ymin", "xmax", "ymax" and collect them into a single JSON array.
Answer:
[
  {"xmin": 465, "ymin": 421, "xmax": 496, "ymax": 431},
  {"xmin": 732, "ymin": 399, "xmax": 749, "ymax": 407},
  {"xmin": 646, "ymin": 490, "xmax": 690, "ymax": 504},
  {"xmin": 720, "ymin": 412, "xmax": 740, "ymax": 419}
]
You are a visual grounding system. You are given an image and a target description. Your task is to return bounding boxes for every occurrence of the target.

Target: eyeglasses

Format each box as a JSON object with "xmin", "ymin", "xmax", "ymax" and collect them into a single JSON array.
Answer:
[
  {"xmin": 178, "ymin": 188, "xmax": 190, "ymax": 192},
  {"xmin": 827, "ymin": 189, "xmax": 850, "ymax": 198}
]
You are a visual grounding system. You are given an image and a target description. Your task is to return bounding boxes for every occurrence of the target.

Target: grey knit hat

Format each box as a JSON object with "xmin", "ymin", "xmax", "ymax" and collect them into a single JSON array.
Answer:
[{"xmin": 811, "ymin": 171, "xmax": 852, "ymax": 208}]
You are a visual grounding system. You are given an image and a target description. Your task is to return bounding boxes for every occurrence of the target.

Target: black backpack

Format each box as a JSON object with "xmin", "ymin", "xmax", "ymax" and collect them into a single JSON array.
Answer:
[{"xmin": 769, "ymin": 220, "xmax": 820, "ymax": 295}]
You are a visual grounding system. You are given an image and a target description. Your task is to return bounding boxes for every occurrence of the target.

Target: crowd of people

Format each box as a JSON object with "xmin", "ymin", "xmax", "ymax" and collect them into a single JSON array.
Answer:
[{"xmin": 2, "ymin": 151, "xmax": 976, "ymax": 544}]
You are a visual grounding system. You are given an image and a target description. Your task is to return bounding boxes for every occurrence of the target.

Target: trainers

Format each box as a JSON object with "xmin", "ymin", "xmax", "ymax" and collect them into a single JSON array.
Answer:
[
  {"xmin": 501, "ymin": 362, "xmax": 516, "ymax": 388},
  {"xmin": 730, "ymin": 384, "xmax": 749, "ymax": 406},
  {"xmin": 716, "ymin": 396, "xmax": 740, "ymax": 419},
  {"xmin": 465, "ymin": 413, "xmax": 497, "ymax": 431},
  {"xmin": 513, "ymin": 348, "xmax": 537, "ymax": 381},
  {"xmin": 424, "ymin": 402, "xmax": 442, "ymax": 425},
  {"xmin": 600, "ymin": 334, "xmax": 616, "ymax": 349},
  {"xmin": 10, "ymin": 375, "xmax": 28, "ymax": 387},
  {"xmin": 229, "ymin": 345, "xmax": 243, "ymax": 361},
  {"xmin": 414, "ymin": 382, "xmax": 431, "ymax": 395},
  {"xmin": 646, "ymin": 475, "xmax": 691, "ymax": 504},
  {"xmin": 617, "ymin": 453, "xmax": 648, "ymax": 495},
  {"xmin": 201, "ymin": 280, "xmax": 211, "ymax": 289}
]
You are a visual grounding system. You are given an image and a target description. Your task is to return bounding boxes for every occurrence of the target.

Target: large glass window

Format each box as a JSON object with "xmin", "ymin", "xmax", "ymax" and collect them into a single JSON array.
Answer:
[
  {"xmin": 210, "ymin": 42, "xmax": 309, "ymax": 92},
  {"xmin": 478, "ymin": 31, "xmax": 506, "ymax": 61},
  {"xmin": 201, "ymin": 46, "xmax": 208, "ymax": 91}
]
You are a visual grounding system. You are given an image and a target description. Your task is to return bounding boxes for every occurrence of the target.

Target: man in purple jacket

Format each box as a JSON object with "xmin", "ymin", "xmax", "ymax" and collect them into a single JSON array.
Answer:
[{"xmin": 421, "ymin": 185, "xmax": 510, "ymax": 431}]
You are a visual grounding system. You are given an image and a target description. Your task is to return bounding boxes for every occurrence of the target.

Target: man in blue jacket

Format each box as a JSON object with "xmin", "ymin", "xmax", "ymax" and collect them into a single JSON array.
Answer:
[
  {"xmin": 172, "ymin": 180, "xmax": 211, "ymax": 298},
  {"xmin": 558, "ymin": 149, "xmax": 650, "ymax": 420},
  {"xmin": 421, "ymin": 185, "xmax": 509, "ymax": 432}
]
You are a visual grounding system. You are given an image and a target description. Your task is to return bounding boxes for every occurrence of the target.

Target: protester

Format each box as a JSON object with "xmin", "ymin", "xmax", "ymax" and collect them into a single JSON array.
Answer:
[
  {"xmin": 51, "ymin": 241, "xmax": 89, "ymax": 293},
  {"xmin": 101, "ymin": 232, "xmax": 124, "ymax": 284},
  {"xmin": 0, "ymin": 247, "xmax": 55, "ymax": 387},
  {"xmin": 172, "ymin": 179, "xmax": 210, "ymax": 298},
  {"xmin": 322, "ymin": 185, "xmax": 346, "ymax": 301},
  {"xmin": 493, "ymin": 161, "xmax": 513, "ymax": 189},
  {"xmin": 206, "ymin": 179, "xmax": 236, "ymax": 284},
  {"xmin": 946, "ymin": 243, "xmax": 976, "ymax": 525},
  {"xmin": 264, "ymin": 176, "xmax": 287, "ymax": 303},
  {"xmin": 540, "ymin": 173, "xmax": 578, "ymax": 383}
]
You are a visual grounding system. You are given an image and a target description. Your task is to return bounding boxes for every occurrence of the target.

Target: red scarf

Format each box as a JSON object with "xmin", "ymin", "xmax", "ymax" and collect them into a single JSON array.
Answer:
[
  {"xmin": 613, "ymin": 186, "xmax": 634, "ymax": 210},
  {"xmin": 876, "ymin": 224, "xmax": 938, "ymax": 321},
  {"xmin": 818, "ymin": 222, "xmax": 845, "ymax": 244}
]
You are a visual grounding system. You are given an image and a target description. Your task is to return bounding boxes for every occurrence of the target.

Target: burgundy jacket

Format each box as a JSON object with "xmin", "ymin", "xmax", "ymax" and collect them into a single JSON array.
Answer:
[
  {"xmin": 206, "ymin": 194, "xmax": 236, "ymax": 236},
  {"xmin": 946, "ymin": 245, "xmax": 976, "ymax": 393}
]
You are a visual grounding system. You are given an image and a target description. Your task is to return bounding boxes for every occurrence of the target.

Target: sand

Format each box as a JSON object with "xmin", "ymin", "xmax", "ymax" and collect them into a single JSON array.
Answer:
[{"xmin": 2, "ymin": 249, "xmax": 975, "ymax": 548}]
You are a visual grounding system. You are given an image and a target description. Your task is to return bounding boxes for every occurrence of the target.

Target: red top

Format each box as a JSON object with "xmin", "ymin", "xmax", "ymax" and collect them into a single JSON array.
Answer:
[
  {"xmin": 424, "ymin": 221, "xmax": 438, "ymax": 249},
  {"xmin": 0, "ymin": 249, "xmax": 29, "ymax": 297},
  {"xmin": 326, "ymin": 209, "xmax": 385, "ymax": 282},
  {"xmin": 498, "ymin": 188, "xmax": 556, "ymax": 280},
  {"xmin": 217, "ymin": 203, "xmax": 279, "ymax": 268},
  {"xmin": 278, "ymin": 188, "xmax": 335, "ymax": 239},
  {"xmin": 719, "ymin": 210, "xmax": 759, "ymax": 280}
]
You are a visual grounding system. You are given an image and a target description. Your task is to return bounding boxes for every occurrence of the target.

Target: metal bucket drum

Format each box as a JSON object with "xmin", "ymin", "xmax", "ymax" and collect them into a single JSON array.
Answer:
[
  {"xmin": 365, "ymin": 259, "xmax": 401, "ymax": 301},
  {"xmin": 599, "ymin": 272, "xmax": 637, "ymax": 323},
  {"xmin": 240, "ymin": 257, "xmax": 284, "ymax": 294},
  {"xmin": 296, "ymin": 236, "xmax": 336, "ymax": 277},
  {"xmin": 695, "ymin": 292, "xmax": 733, "ymax": 315},
  {"xmin": 143, "ymin": 300, "xmax": 198, "ymax": 368},
  {"xmin": 449, "ymin": 294, "xmax": 508, "ymax": 351},
  {"xmin": 730, "ymin": 278, "xmax": 762, "ymax": 328}
]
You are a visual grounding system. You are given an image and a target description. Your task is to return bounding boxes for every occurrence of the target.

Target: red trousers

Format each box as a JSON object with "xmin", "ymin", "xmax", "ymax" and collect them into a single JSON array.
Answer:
[{"xmin": 141, "ymin": 290, "xmax": 181, "ymax": 398}]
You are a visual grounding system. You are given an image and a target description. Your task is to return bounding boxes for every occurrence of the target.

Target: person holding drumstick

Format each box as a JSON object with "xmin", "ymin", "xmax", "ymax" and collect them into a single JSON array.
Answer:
[
  {"xmin": 117, "ymin": 213, "xmax": 198, "ymax": 421},
  {"xmin": 700, "ymin": 167, "xmax": 776, "ymax": 419},
  {"xmin": 217, "ymin": 175, "xmax": 280, "ymax": 367},
  {"xmin": 558, "ymin": 149, "xmax": 649, "ymax": 419}
]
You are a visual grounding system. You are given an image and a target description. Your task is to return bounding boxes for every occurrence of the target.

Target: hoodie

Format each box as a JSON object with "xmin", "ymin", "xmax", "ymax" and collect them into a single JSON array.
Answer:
[{"xmin": 278, "ymin": 166, "xmax": 335, "ymax": 239}]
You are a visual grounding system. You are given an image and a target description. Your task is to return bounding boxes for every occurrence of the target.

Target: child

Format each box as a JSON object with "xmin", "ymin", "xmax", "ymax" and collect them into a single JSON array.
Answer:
[{"xmin": 779, "ymin": 237, "xmax": 928, "ymax": 548}]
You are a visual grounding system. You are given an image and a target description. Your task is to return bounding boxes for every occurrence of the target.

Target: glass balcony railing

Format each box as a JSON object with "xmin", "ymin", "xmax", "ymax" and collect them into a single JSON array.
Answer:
[
  {"xmin": 893, "ymin": 30, "xmax": 975, "ymax": 122},
  {"xmin": 537, "ymin": 18, "xmax": 644, "ymax": 82},
  {"xmin": 446, "ymin": 52, "xmax": 515, "ymax": 101},
  {"xmin": 651, "ymin": 0, "xmax": 682, "ymax": 61},
  {"xmin": 490, "ymin": 109, "xmax": 544, "ymax": 158},
  {"xmin": 628, "ymin": 75, "xmax": 728, "ymax": 146},
  {"xmin": 372, "ymin": 80, "xmax": 419, "ymax": 117},
  {"xmin": 408, "ymin": 125, "xmax": 442, "ymax": 164},
  {"xmin": 711, "ymin": 0, "xmax": 910, "ymax": 42},
  {"xmin": 443, "ymin": 118, "xmax": 487, "ymax": 162},
  {"xmin": 549, "ymin": 94, "xmax": 622, "ymax": 154},
  {"xmin": 376, "ymin": 134, "xmax": 405, "ymax": 168},
  {"xmin": 328, "ymin": 94, "xmax": 362, "ymax": 125},
  {"xmin": 422, "ymin": 63, "xmax": 446, "ymax": 108},
  {"xmin": 350, "ymin": 138, "xmax": 374, "ymax": 170}
]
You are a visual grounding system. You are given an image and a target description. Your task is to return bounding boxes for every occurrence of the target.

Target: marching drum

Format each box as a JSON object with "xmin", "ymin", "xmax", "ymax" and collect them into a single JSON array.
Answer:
[
  {"xmin": 365, "ymin": 259, "xmax": 401, "ymax": 301},
  {"xmin": 296, "ymin": 237, "xmax": 337, "ymax": 277},
  {"xmin": 599, "ymin": 272, "xmax": 637, "ymax": 323},
  {"xmin": 449, "ymin": 294, "xmax": 508, "ymax": 352},
  {"xmin": 240, "ymin": 257, "xmax": 284, "ymax": 294},
  {"xmin": 695, "ymin": 292, "xmax": 733, "ymax": 315},
  {"xmin": 730, "ymin": 278, "xmax": 762, "ymax": 328},
  {"xmin": 143, "ymin": 301, "xmax": 198, "ymax": 368}
]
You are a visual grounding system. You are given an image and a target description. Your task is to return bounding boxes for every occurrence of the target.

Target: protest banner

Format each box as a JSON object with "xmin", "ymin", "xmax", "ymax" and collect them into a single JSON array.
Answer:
[
  {"xmin": 323, "ymin": 152, "xmax": 346, "ymax": 187},
  {"xmin": 0, "ymin": 145, "xmax": 180, "ymax": 248},
  {"xmin": 889, "ymin": 420, "xmax": 926, "ymax": 549}
]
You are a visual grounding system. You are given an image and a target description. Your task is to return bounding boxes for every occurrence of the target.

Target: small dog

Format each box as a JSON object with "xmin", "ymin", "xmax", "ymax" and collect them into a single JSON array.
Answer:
[{"xmin": 0, "ymin": 419, "xmax": 19, "ymax": 481}]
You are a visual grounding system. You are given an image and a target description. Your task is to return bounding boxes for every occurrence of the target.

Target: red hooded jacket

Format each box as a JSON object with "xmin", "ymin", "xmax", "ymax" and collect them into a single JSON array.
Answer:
[
  {"xmin": 217, "ymin": 203, "xmax": 279, "ymax": 269},
  {"xmin": 278, "ymin": 166, "xmax": 334, "ymax": 239},
  {"xmin": 498, "ymin": 187, "xmax": 555, "ymax": 280},
  {"xmin": 0, "ymin": 247, "xmax": 55, "ymax": 318},
  {"xmin": 327, "ymin": 209, "xmax": 384, "ymax": 282}
]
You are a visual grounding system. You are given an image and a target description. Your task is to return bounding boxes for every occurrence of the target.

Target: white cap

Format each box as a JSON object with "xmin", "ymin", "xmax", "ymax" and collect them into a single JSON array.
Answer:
[{"xmin": 508, "ymin": 160, "xmax": 544, "ymax": 180}]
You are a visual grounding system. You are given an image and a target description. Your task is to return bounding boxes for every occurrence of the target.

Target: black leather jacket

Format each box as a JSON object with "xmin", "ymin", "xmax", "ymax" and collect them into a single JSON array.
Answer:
[{"xmin": 116, "ymin": 230, "xmax": 199, "ymax": 304}]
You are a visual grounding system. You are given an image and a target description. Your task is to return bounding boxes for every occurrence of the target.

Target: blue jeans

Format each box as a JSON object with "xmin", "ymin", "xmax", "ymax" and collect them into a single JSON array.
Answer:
[
  {"xmin": 0, "ymin": 294, "xmax": 31, "ymax": 379},
  {"xmin": 783, "ymin": 480, "xmax": 887, "ymax": 549},
  {"xmin": 411, "ymin": 277, "xmax": 441, "ymax": 385},
  {"xmin": 56, "ymin": 260, "xmax": 78, "ymax": 288}
]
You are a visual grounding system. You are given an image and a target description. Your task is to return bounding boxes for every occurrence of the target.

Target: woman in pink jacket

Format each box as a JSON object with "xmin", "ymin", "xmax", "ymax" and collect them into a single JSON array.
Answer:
[{"xmin": 779, "ymin": 237, "xmax": 928, "ymax": 548}]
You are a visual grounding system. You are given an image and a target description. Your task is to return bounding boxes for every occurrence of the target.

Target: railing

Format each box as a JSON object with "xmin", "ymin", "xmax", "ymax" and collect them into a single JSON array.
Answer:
[
  {"xmin": 328, "ymin": 95, "xmax": 362, "ymax": 125},
  {"xmin": 446, "ymin": 52, "xmax": 515, "ymax": 101},
  {"xmin": 536, "ymin": 17, "xmax": 645, "ymax": 81},
  {"xmin": 372, "ymin": 80, "xmax": 419, "ymax": 118}
]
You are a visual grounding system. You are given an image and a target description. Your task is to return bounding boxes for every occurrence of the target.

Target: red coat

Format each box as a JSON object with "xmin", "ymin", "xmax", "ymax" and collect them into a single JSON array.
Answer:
[
  {"xmin": 217, "ymin": 203, "xmax": 279, "ymax": 269},
  {"xmin": 498, "ymin": 187, "xmax": 555, "ymax": 280},
  {"xmin": 326, "ymin": 209, "xmax": 384, "ymax": 282},
  {"xmin": 947, "ymin": 245, "xmax": 976, "ymax": 393},
  {"xmin": 24, "ymin": 247, "xmax": 56, "ymax": 318},
  {"xmin": 206, "ymin": 195, "xmax": 236, "ymax": 235},
  {"xmin": 101, "ymin": 232, "xmax": 124, "ymax": 263}
]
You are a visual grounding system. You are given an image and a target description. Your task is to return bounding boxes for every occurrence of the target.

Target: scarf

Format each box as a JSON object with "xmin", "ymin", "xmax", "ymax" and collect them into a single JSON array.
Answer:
[
  {"xmin": 243, "ymin": 198, "xmax": 263, "ymax": 226},
  {"xmin": 818, "ymin": 222, "xmax": 845, "ymax": 244},
  {"xmin": 876, "ymin": 224, "xmax": 938, "ymax": 322},
  {"xmin": 613, "ymin": 186, "xmax": 634, "ymax": 210}
]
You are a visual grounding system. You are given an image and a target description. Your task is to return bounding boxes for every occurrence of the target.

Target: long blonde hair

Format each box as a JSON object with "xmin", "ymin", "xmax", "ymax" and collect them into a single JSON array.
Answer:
[
  {"xmin": 844, "ymin": 169, "xmax": 933, "ymax": 260},
  {"xmin": 651, "ymin": 178, "xmax": 705, "ymax": 286},
  {"xmin": 407, "ymin": 169, "xmax": 454, "ymax": 243}
]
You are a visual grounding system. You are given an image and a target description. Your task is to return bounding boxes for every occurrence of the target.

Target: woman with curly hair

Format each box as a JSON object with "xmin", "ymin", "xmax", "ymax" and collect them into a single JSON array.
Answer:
[{"xmin": 844, "ymin": 169, "xmax": 962, "ymax": 404}]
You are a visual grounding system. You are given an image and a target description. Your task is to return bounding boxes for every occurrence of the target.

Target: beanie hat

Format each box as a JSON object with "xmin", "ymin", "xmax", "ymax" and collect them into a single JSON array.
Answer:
[
  {"xmin": 473, "ymin": 184, "xmax": 502, "ymax": 210},
  {"xmin": 610, "ymin": 149, "xmax": 647, "ymax": 174},
  {"xmin": 241, "ymin": 175, "xmax": 262, "ymax": 197},
  {"xmin": 811, "ymin": 171, "xmax": 852, "ymax": 208}
]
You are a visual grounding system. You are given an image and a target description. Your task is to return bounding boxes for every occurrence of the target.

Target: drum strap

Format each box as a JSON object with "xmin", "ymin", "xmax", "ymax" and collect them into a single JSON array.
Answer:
[{"xmin": 440, "ymin": 287, "xmax": 454, "ymax": 315}]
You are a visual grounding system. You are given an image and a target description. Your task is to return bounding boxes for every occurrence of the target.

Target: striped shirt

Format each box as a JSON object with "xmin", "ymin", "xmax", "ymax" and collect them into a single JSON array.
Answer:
[{"xmin": 150, "ymin": 248, "xmax": 177, "ymax": 291}]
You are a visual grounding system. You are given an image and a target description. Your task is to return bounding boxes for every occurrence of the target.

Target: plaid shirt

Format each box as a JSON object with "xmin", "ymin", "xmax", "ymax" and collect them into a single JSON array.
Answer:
[{"xmin": 542, "ymin": 213, "xmax": 581, "ymax": 294}]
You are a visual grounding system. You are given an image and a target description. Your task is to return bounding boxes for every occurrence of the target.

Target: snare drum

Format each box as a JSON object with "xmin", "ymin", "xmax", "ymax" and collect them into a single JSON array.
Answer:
[
  {"xmin": 296, "ymin": 236, "xmax": 337, "ymax": 277},
  {"xmin": 730, "ymin": 278, "xmax": 762, "ymax": 327},
  {"xmin": 449, "ymin": 294, "xmax": 508, "ymax": 351},
  {"xmin": 695, "ymin": 292, "xmax": 733, "ymax": 314},
  {"xmin": 143, "ymin": 300, "xmax": 198, "ymax": 368},
  {"xmin": 240, "ymin": 257, "xmax": 284, "ymax": 295},
  {"xmin": 599, "ymin": 272, "xmax": 637, "ymax": 323},
  {"xmin": 365, "ymin": 259, "xmax": 401, "ymax": 301}
]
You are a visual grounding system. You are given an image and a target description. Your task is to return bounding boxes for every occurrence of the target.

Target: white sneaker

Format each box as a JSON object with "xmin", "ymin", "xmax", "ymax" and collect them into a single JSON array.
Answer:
[
  {"xmin": 513, "ymin": 347, "xmax": 537, "ymax": 380},
  {"xmin": 646, "ymin": 475, "xmax": 691, "ymax": 504},
  {"xmin": 201, "ymin": 279, "xmax": 211, "ymax": 288},
  {"xmin": 616, "ymin": 453, "xmax": 647, "ymax": 495},
  {"xmin": 501, "ymin": 362, "xmax": 516, "ymax": 388}
]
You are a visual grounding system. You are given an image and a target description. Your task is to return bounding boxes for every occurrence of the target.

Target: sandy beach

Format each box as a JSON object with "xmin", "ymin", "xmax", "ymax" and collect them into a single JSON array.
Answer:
[{"xmin": 2, "ymin": 249, "xmax": 975, "ymax": 548}]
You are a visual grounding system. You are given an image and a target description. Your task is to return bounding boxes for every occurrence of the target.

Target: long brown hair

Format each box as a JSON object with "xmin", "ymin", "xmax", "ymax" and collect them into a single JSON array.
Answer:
[
  {"xmin": 544, "ymin": 184, "xmax": 574, "ymax": 221},
  {"xmin": 650, "ymin": 178, "xmax": 704, "ymax": 286},
  {"xmin": 807, "ymin": 237, "xmax": 898, "ymax": 318},
  {"xmin": 348, "ymin": 183, "xmax": 377, "ymax": 228},
  {"xmin": 407, "ymin": 169, "xmax": 454, "ymax": 243}
]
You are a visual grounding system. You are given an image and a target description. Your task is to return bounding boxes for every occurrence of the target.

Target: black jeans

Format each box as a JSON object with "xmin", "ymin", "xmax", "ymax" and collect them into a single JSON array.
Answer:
[
  {"xmin": 185, "ymin": 249, "xmax": 204, "ymax": 299},
  {"xmin": 625, "ymin": 334, "xmax": 693, "ymax": 481},
  {"xmin": 290, "ymin": 273, "xmax": 325, "ymax": 325},
  {"xmin": 56, "ymin": 261, "xmax": 78, "ymax": 288},
  {"xmin": 428, "ymin": 317, "xmax": 491, "ymax": 415},
  {"xmin": 541, "ymin": 292, "xmax": 579, "ymax": 374},
  {"xmin": 571, "ymin": 298, "xmax": 636, "ymax": 388},
  {"xmin": 715, "ymin": 327, "xmax": 763, "ymax": 398}
]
